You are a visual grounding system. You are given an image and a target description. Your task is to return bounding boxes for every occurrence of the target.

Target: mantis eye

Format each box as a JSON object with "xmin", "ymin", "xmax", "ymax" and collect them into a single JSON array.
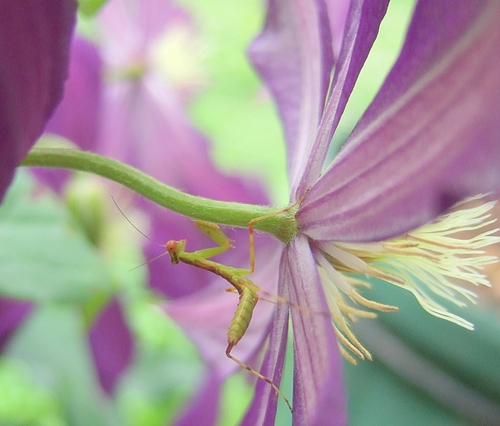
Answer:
[
  {"xmin": 166, "ymin": 240, "xmax": 177, "ymax": 253},
  {"xmin": 166, "ymin": 240, "xmax": 186, "ymax": 264}
]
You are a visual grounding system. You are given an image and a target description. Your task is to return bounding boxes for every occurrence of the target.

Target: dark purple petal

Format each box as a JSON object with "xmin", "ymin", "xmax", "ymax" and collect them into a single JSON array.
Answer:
[
  {"xmin": 299, "ymin": 0, "xmax": 500, "ymax": 242},
  {"xmin": 286, "ymin": 236, "xmax": 346, "ymax": 425},
  {"xmin": 45, "ymin": 37, "xmax": 102, "ymax": 151},
  {"xmin": 173, "ymin": 371, "xmax": 222, "ymax": 426},
  {"xmin": 0, "ymin": 298, "xmax": 32, "ymax": 352},
  {"xmin": 88, "ymin": 298, "xmax": 134, "ymax": 395},
  {"xmin": 296, "ymin": 0, "xmax": 389, "ymax": 196},
  {"xmin": 248, "ymin": 0, "xmax": 334, "ymax": 190},
  {"xmin": 241, "ymin": 257, "xmax": 290, "ymax": 425},
  {"xmin": 0, "ymin": 1, "xmax": 76, "ymax": 201}
]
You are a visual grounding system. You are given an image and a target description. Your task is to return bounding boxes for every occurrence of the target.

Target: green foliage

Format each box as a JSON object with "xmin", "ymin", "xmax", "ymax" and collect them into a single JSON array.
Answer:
[
  {"xmin": 5, "ymin": 305, "xmax": 121, "ymax": 426},
  {"xmin": 0, "ymin": 358, "xmax": 64, "ymax": 426},
  {"xmin": 344, "ymin": 280, "xmax": 500, "ymax": 425},
  {"xmin": 77, "ymin": 0, "xmax": 109, "ymax": 16},
  {"xmin": 0, "ymin": 172, "xmax": 110, "ymax": 302},
  {"xmin": 117, "ymin": 306, "xmax": 203, "ymax": 426}
]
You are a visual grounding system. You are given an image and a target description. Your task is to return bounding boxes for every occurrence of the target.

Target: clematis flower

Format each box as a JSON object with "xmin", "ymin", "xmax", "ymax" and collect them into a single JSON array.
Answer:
[
  {"xmin": 243, "ymin": 0, "xmax": 500, "ymax": 424},
  {"xmin": 0, "ymin": 1, "xmax": 76, "ymax": 201}
]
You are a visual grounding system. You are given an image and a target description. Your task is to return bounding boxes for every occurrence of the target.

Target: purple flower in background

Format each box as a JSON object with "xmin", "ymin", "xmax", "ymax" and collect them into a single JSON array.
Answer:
[
  {"xmin": 0, "ymin": 1, "xmax": 76, "ymax": 201},
  {"xmin": 97, "ymin": 0, "xmax": 271, "ymax": 299},
  {"xmin": 245, "ymin": 0, "xmax": 500, "ymax": 424},
  {"xmin": 96, "ymin": 1, "xmax": 284, "ymax": 422},
  {"xmin": 29, "ymin": 35, "xmax": 133, "ymax": 396},
  {"xmin": 42, "ymin": 0, "xmax": 281, "ymax": 418}
]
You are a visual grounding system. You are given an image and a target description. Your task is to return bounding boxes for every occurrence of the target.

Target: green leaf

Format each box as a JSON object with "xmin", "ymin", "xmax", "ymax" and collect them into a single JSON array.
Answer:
[
  {"xmin": 5, "ymin": 304, "xmax": 122, "ymax": 426},
  {"xmin": 345, "ymin": 280, "xmax": 500, "ymax": 425},
  {"xmin": 0, "ymin": 358, "xmax": 65, "ymax": 426},
  {"xmin": 0, "ymin": 172, "xmax": 111, "ymax": 302},
  {"xmin": 344, "ymin": 356, "xmax": 471, "ymax": 426},
  {"xmin": 116, "ymin": 305, "xmax": 203, "ymax": 426}
]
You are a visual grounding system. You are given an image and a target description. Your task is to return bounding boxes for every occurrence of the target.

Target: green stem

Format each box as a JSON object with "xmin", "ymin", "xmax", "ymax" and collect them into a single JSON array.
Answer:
[{"xmin": 21, "ymin": 148, "xmax": 297, "ymax": 242}]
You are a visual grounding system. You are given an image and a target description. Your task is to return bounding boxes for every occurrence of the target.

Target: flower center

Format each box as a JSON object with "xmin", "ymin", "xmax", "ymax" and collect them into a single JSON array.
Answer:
[{"xmin": 312, "ymin": 195, "xmax": 500, "ymax": 363}]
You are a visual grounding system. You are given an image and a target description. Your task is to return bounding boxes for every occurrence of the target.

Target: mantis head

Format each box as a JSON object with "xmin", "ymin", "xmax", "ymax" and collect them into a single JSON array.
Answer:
[{"xmin": 166, "ymin": 239, "xmax": 186, "ymax": 264}]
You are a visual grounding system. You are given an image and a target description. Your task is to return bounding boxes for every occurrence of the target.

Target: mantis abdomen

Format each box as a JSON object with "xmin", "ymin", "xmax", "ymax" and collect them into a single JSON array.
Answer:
[{"xmin": 226, "ymin": 284, "xmax": 258, "ymax": 352}]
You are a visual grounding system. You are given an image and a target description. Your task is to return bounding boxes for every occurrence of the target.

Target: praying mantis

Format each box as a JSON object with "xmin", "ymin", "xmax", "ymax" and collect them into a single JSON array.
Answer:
[
  {"xmin": 166, "ymin": 219, "xmax": 292, "ymax": 412},
  {"xmin": 113, "ymin": 198, "xmax": 303, "ymax": 413}
]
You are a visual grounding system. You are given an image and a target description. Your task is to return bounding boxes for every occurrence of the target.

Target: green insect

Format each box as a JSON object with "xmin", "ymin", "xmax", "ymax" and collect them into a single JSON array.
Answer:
[
  {"xmin": 166, "ymin": 220, "xmax": 292, "ymax": 412},
  {"xmin": 113, "ymin": 197, "xmax": 304, "ymax": 413}
]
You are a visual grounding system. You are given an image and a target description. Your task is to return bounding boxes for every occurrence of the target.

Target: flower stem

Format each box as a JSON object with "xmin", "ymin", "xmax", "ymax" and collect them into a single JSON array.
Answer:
[{"xmin": 21, "ymin": 147, "xmax": 297, "ymax": 242}]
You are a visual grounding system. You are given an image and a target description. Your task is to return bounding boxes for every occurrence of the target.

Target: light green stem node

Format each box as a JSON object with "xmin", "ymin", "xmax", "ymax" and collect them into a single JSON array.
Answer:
[{"xmin": 21, "ymin": 148, "xmax": 298, "ymax": 243}]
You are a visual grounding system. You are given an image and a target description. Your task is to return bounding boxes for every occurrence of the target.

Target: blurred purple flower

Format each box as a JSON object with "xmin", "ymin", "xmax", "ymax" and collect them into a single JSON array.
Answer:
[
  {"xmin": 96, "ymin": 0, "xmax": 275, "ymax": 297},
  {"xmin": 35, "ymin": 37, "xmax": 103, "ymax": 192},
  {"xmin": 45, "ymin": 37, "xmax": 102, "ymax": 151},
  {"xmin": 27, "ymin": 35, "xmax": 133, "ymax": 396},
  {"xmin": 245, "ymin": 0, "xmax": 500, "ymax": 424},
  {"xmin": 0, "ymin": 298, "xmax": 32, "ymax": 352},
  {"xmin": 96, "ymin": 1, "xmax": 282, "ymax": 420},
  {"xmin": 0, "ymin": 0, "xmax": 76, "ymax": 202},
  {"xmin": 37, "ymin": 0, "xmax": 280, "ymax": 417},
  {"xmin": 88, "ymin": 298, "xmax": 134, "ymax": 395}
]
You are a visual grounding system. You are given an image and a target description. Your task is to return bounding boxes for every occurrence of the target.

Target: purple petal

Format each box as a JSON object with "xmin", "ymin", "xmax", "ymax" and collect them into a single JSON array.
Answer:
[
  {"xmin": 299, "ymin": 0, "xmax": 500, "ymax": 242},
  {"xmin": 286, "ymin": 236, "xmax": 346, "ymax": 425},
  {"xmin": 99, "ymin": 0, "xmax": 191, "ymax": 61},
  {"xmin": 296, "ymin": 0, "xmax": 389, "ymax": 196},
  {"xmin": 34, "ymin": 37, "xmax": 102, "ymax": 192},
  {"xmin": 325, "ymin": 0, "xmax": 351, "ymax": 60},
  {"xmin": 88, "ymin": 298, "xmax": 135, "ymax": 395},
  {"xmin": 173, "ymin": 371, "xmax": 222, "ymax": 426},
  {"xmin": 0, "ymin": 298, "xmax": 32, "ymax": 352},
  {"xmin": 248, "ymin": 0, "xmax": 334, "ymax": 191},
  {"xmin": 0, "ymin": 1, "xmax": 76, "ymax": 201},
  {"xmin": 241, "ymin": 257, "xmax": 290, "ymax": 425},
  {"xmin": 45, "ymin": 37, "xmax": 102, "ymax": 151},
  {"xmin": 97, "ymin": 73, "xmax": 268, "ymax": 204}
]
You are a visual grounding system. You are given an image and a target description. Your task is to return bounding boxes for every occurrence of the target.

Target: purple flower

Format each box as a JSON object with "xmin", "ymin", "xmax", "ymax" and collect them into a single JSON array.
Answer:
[
  {"xmin": 96, "ymin": 1, "xmax": 286, "ymax": 420},
  {"xmin": 245, "ymin": 0, "xmax": 500, "ymax": 424},
  {"xmin": 31, "ymin": 34, "xmax": 133, "ymax": 396},
  {"xmin": 0, "ymin": 298, "xmax": 32, "ymax": 352},
  {"xmin": 0, "ymin": 1, "xmax": 76, "ymax": 201}
]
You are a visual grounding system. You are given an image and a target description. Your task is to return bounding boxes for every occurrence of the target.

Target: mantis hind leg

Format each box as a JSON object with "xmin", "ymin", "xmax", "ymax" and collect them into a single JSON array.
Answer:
[{"xmin": 225, "ymin": 343, "xmax": 293, "ymax": 413}]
